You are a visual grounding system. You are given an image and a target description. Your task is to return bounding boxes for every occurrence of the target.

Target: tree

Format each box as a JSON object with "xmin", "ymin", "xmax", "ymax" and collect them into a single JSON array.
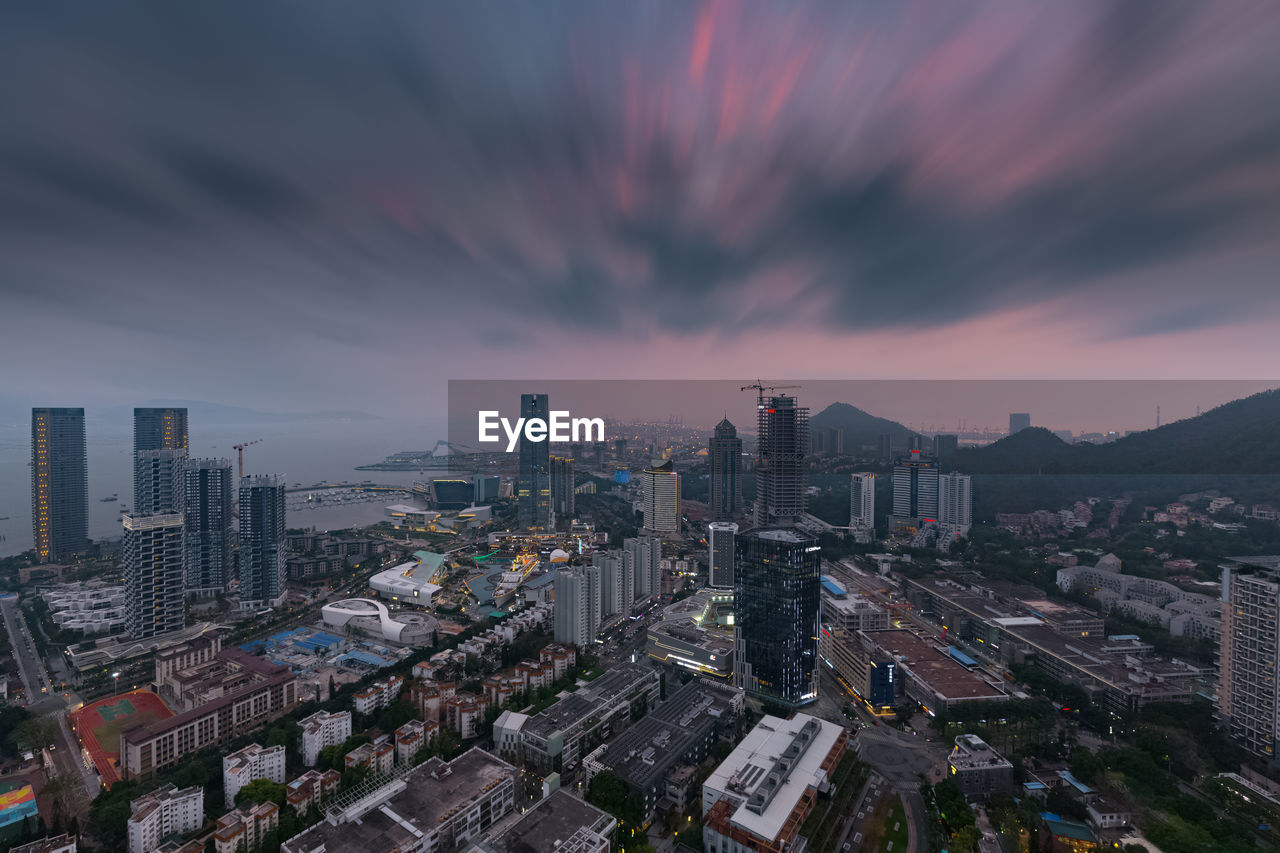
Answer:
[
  {"xmin": 10, "ymin": 716, "xmax": 58, "ymax": 753},
  {"xmin": 1068, "ymin": 746, "xmax": 1105, "ymax": 785},
  {"xmin": 236, "ymin": 778, "xmax": 288, "ymax": 807}
]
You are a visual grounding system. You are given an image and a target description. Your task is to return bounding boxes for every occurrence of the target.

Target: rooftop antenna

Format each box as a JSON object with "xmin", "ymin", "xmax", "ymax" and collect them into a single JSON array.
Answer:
[{"xmin": 1156, "ymin": 405, "xmax": 1161, "ymax": 428}]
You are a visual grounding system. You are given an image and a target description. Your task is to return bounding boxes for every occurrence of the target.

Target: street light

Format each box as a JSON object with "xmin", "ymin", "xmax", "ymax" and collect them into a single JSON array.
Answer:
[{"xmin": 112, "ymin": 672, "xmax": 121, "ymax": 697}]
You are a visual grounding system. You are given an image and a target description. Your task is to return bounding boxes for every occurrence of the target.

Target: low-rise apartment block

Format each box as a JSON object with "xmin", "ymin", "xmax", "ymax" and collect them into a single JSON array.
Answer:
[
  {"xmin": 127, "ymin": 784, "xmax": 204, "ymax": 853},
  {"xmin": 285, "ymin": 769, "xmax": 341, "ymax": 813},
  {"xmin": 344, "ymin": 740, "xmax": 394, "ymax": 776},
  {"xmin": 213, "ymin": 802, "xmax": 278, "ymax": 853},
  {"xmin": 353, "ymin": 674, "xmax": 404, "ymax": 716},
  {"xmin": 223, "ymin": 743, "xmax": 287, "ymax": 808},
  {"xmin": 301, "ymin": 710, "xmax": 353, "ymax": 766}
]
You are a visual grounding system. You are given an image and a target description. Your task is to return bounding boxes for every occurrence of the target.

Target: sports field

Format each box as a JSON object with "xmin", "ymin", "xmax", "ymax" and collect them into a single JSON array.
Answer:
[{"xmin": 70, "ymin": 690, "xmax": 173, "ymax": 786}]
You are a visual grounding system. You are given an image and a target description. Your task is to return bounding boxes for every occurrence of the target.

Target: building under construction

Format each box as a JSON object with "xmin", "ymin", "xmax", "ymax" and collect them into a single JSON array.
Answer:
[{"xmin": 754, "ymin": 394, "xmax": 808, "ymax": 526}]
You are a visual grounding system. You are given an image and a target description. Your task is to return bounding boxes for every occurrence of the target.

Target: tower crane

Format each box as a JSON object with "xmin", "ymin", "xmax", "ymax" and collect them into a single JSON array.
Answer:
[
  {"xmin": 739, "ymin": 381, "xmax": 801, "ymax": 408},
  {"xmin": 232, "ymin": 439, "xmax": 262, "ymax": 480}
]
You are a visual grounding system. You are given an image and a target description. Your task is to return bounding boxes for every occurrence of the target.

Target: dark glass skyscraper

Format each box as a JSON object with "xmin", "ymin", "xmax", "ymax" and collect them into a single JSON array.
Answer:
[
  {"xmin": 754, "ymin": 395, "xmax": 808, "ymax": 526},
  {"xmin": 240, "ymin": 474, "xmax": 287, "ymax": 607},
  {"xmin": 550, "ymin": 455, "xmax": 575, "ymax": 525},
  {"xmin": 733, "ymin": 528, "xmax": 820, "ymax": 706},
  {"xmin": 708, "ymin": 417, "xmax": 743, "ymax": 521},
  {"xmin": 517, "ymin": 393, "xmax": 551, "ymax": 529},
  {"xmin": 133, "ymin": 407, "xmax": 189, "ymax": 455},
  {"xmin": 31, "ymin": 407, "xmax": 88, "ymax": 562},
  {"xmin": 185, "ymin": 458, "xmax": 233, "ymax": 595}
]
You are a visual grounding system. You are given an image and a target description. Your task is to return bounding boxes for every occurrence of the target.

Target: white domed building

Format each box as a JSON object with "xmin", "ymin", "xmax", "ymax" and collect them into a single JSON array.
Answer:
[{"xmin": 321, "ymin": 598, "xmax": 438, "ymax": 646}]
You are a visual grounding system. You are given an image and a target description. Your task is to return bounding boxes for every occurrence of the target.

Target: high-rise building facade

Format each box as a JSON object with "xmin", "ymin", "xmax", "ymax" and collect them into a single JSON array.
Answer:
[
  {"xmin": 550, "ymin": 456, "xmax": 575, "ymax": 525},
  {"xmin": 594, "ymin": 551, "xmax": 633, "ymax": 618},
  {"xmin": 891, "ymin": 449, "xmax": 939, "ymax": 523},
  {"xmin": 938, "ymin": 473, "xmax": 973, "ymax": 536},
  {"xmin": 473, "ymin": 475, "xmax": 500, "ymax": 505},
  {"xmin": 240, "ymin": 475, "xmax": 287, "ymax": 608},
  {"xmin": 553, "ymin": 565, "xmax": 601, "ymax": 647},
  {"xmin": 849, "ymin": 472, "xmax": 875, "ymax": 539},
  {"xmin": 123, "ymin": 513, "xmax": 186, "ymax": 639},
  {"xmin": 708, "ymin": 418, "xmax": 743, "ymax": 522},
  {"xmin": 641, "ymin": 459, "xmax": 679, "ymax": 534},
  {"xmin": 134, "ymin": 448, "xmax": 186, "ymax": 517},
  {"xmin": 754, "ymin": 395, "xmax": 808, "ymax": 526},
  {"xmin": 517, "ymin": 393, "xmax": 551, "ymax": 529},
  {"xmin": 31, "ymin": 407, "xmax": 89, "ymax": 562},
  {"xmin": 933, "ymin": 434, "xmax": 959, "ymax": 459},
  {"xmin": 734, "ymin": 528, "xmax": 820, "ymax": 706},
  {"xmin": 1009, "ymin": 413, "xmax": 1031, "ymax": 435},
  {"xmin": 624, "ymin": 536, "xmax": 662, "ymax": 602},
  {"xmin": 185, "ymin": 458, "xmax": 234, "ymax": 595},
  {"xmin": 708, "ymin": 522, "xmax": 738, "ymax": 589},
  {"xmin": 134, "ymin": 407, "xmax": 189, "ymax": 455},
  {"xmin": 1218, "ymin": 558, "xmax": 1280, "ymax": 761}
]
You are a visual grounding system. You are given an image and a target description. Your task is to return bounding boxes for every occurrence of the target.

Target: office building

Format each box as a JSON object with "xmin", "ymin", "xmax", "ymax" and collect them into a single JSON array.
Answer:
[
  {"xmin": 553, "ymin": 565, "xmax": 600, "ymax": 647},
  {"xmin": 1009, "ymin": 413, "xmax": 1031, "ymax": 435},
  {"xmin": 223, "ymin": 744, "xmax": 286, "ymax": 808},
  {"xmin": 31, "ymin": 407, "xmax": 88, "ymax": 562},
  {"xmin": 1219, "ymin": 556, "xmax": 1280, "ymax": 761},
  {"xmin": 754, "ymin": 395, "xmax": 808, "ymax": 526},
  {"xmin": 473, "ymin": 475, "xmax": 500, "ymax": 505},
  {"xmin": 624, "ymin": 536, "xmax": 662, "ymax": 601},
  {"xmin": 947, "ymin": 735, "xmax": 1014, "ymax": 802},
  {"xmin": 709, "ymin": 418, "xmax": 744, "ymax": 521},
  {"xmin": 734, "ymin": 528, "xmax": 820, "ymax": 706},
  {"xmin": 849, "ymin": 472, "xmax": 875, "ymax": 539},
  {"xmin": 708, "ymin": 522, "xmax": 738, "ymax": 589},
  {"xmin": 239, "ymin": 475, "xmax": 287, "ymax": 608},
  {"xmin": 550, "ymin": 455, "xmax": 575, "ymax": 524},
  {"xmin": 123, "ymin": 513, "xmax": 186, "ymax": 640},
  {"xmin": 641, "ymin": 459, "xmax": 679, "ymax": 534},
  {"xmin": 184, "ymin": 459, "xmax": 233, "ymax": 595},
  {"xmin": 517, "ymin": 393, "xmax": 552, "ymax": 529},
  {"xmin": 134, "ymin": 407, "xmax": 188, "ymax": 455},
  {"xmin": 701, "ymin": 714, "xmax": 848, "ymax": 853},
  {"xmin": 127, "ymin": 784, "xmax": 204, "ymax": 853},
  {"xmin": 938, "ymin": 473, "xmax": 973, "ymax": 536},
  {"xmin": 891, "ymin": 449, "xmax": 939, "ymax": 524},
  {"xmin": 279, "ymin": 748, "xmax": 516, "ymax": 853},
  {"xmin": 300, "ymin": 710, "xmax": 353, "ymax": 766}
]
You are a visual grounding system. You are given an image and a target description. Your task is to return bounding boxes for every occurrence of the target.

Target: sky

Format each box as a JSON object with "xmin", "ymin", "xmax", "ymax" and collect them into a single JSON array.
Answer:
[{"xmin": 3, "ymin": 1, "xmax": 1280, "ymax": 422}]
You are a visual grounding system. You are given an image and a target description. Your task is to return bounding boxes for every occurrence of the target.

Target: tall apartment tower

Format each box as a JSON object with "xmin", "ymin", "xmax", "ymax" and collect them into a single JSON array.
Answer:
[
  {"xmin": 134, "ymin": 448, "xmax": 185, "ymax": 516},
  {"xmin": 240, "ymin": 475, "xmax": 287, "ymax": 608},
  {"xmin": 849, "ymin": 472, "xmax": 875, "ymax": 539},
  {"xmin": 185, "ymin": 459, "xmax": 234, "ymax": 596},
  {"xmin": 891, "ymin": 449, "xmax": 939, "ymax": 523},
  {"xmin": 31, "ymin": 407, "xmax": 89, "ymax": 562},
  {"xmin": 1218, "ymin": 558, "xmax": 1280, "ymax": 761},
  {"xmin": 878, "ymin": 433, "xmax": 892, "ymax": 461},
  {"xmin": 1009, "ymin": 413, "xmax": 1031, "ymax": 435},
  {"xmin": 134, "ymin": 407, "xmax": 189, "ymax": 455},
  {"xmin": 707, "ymin": 522, "xmax": 738, "ymax": 589},
  {"xmin": 933, "ymin": 434, "xmax": 959, "ymax": 459},
  {"xmin": 734, "ymin": 528, "xmax": 821, "ymax": 707},
  {"xmin": 517, "ymin": 393, "xmax": 551, "ymax": 529},
  {"xmin": 754, "ymin": 395, "xmax": 808, "ymax": 526},
  {"xmin": 594, "ymin": 551, "xmax": 634, "ymax": 617},
  {"xmin": 550, "ymin": 456, "xmax": 575, "ymax": 525},
  {"xmin": 938, "ymin": 473, "xmax": 973, "ymax": 535},
  {"xmin": 641, "ymin": 459, "xmax": 679, "ymax": 534},
  {"xmin": 553, "ymin": 565, "xmax": 601, "ymax": 647},
  {"xmin": 624, "ymin": 536, "xmax": 662, "ymax": 601},
  {"xmin": 123, "ymin": 513, "xmax": 186, "ymax": 639},
  {"xmin": 708, "ymin": 418, "xmax": 743, "ymax": 521}
]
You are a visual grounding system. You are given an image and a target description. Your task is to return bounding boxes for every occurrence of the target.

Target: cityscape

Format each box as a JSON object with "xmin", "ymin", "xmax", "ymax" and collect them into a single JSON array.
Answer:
[{"xmin": 4, "ymin": 5, "xmax": 1280, "ymax": 853}]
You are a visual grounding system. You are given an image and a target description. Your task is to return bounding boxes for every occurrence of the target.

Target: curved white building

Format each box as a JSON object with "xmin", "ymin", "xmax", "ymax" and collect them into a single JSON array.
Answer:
[
  {"xmin": 370, "ymin": 560, "xmax": 442, "ymax": 604},
  {"xmin": 321, "ymin": 598, "xmax": 437, "ymax": 645}
]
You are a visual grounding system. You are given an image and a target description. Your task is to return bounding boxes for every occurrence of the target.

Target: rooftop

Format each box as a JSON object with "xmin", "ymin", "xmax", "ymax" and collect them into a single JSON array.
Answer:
[
  {"xmin": 475, "ymin": 790, "xmax": 615, "ymax": 853},
  {"xmin": 523, "ymin": 663, "xmax": 655, "ymax": 739},
  {"xmin": 860, "ymin": 630, "xmax": 1006, "ymax": 703}
]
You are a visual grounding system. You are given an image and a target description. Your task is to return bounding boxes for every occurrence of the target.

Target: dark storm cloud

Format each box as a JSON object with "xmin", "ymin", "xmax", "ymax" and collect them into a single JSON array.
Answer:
[{"xmin": 2, "ymin": 0, "xmax": 1279, "ymax": 397}]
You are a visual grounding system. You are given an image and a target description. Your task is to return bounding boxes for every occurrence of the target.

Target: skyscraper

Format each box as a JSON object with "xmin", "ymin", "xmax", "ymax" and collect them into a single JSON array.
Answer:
[
  {"xmin": 734, "ymin": 528, "xmax": 820, "ymax": 706},
  {"xmin": 134, "ymin": 448, "xmax": 185, "ymax": 516},
  {"xmin": 1009, "ymin": 413, "xmax": 1031, "ymax": 435},
  {"xmin": 594, "ymin": 550, "xmax": 634, "ymax": 617},
  {"xmin": 1218, "ymin": 557, "xmax": 1280, "ymax": 761},
  {"xmin": 707, "ymin": 522, "xmax": 738, "ymax": 589},
  {"xmin": 553, "ymin": 565, "xmax": 601, "ymax": 647},
  {"xmin": 849, "ymin": 472, "xmax": 875, "ymax": 539},
  {"xmin": 878, "ymin": 433, "xmax": 892, "ymax": 461},
  {"xmin": 641, "ymin": 459, "xmax": 679, "ymax": 534},
  {"xmin": 240, "ymin": 475, "xmax": 287, "ymax": 608},
  {"xmin": 134, "ymin": 407, "xmax": 189, "ymax": 455},
  {"xmin": 624, "ymin": 536, "xmax": 662, "ymax": 602},
  {"xmin": 891, "ymin": 449, "xmax": 939, "ymax": 523},
  {"xmin": 933, "ymin": 434, "xmax": 959, "ymax": 459},
  {"xmin": 31, "ymin": 407, "xmax": 88, "ymax": 562},
  {"xmin": 517, "ymin": 393, "xmax": 551, "ymax": 529},
  {"xmin": 938, "ymin": 473, "xmax": 973, "ymax": 536},
  {"xmin": 123, "ymin": 513, "xmax": 186, "ymax": 638},
  {"xmin": 754, "ymin": 395, "xmax": 808, "ymax": 526},
  {"xmin": 184, "ymin": 458, "xmax": 233, "ymax": 596},
  {"xmin": 550, "ymin": 456, "xmax": 575, "ymax": 525},
  {"xmin": 708, "ymin": 418, "xmax": 743, "ymax": 522}
]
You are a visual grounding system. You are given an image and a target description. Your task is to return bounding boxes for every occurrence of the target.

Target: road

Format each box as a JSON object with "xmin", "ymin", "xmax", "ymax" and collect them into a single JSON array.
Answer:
[{"xmin": 1, "ymin": 595, "xmax": 101, "ymax": 807}]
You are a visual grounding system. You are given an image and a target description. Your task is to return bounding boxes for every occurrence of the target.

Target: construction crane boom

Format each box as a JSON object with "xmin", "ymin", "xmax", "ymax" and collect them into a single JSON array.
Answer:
[
  {"xmin": 232, "ymin": 439, "xmax": 263, "ymax": 480},
  {"xmin": 740, "ymin": 380, "xmax": 801, "ymax": 407}
]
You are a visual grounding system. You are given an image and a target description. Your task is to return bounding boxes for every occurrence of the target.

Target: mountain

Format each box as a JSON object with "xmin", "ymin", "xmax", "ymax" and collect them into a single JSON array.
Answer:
[
  {"xmin": 809, "ymin": 402, "xmax": 918, "ymax": 450},
  {"xmin": 954, "ymin": 388, "xmax": 1280, "ymax": 475}
]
